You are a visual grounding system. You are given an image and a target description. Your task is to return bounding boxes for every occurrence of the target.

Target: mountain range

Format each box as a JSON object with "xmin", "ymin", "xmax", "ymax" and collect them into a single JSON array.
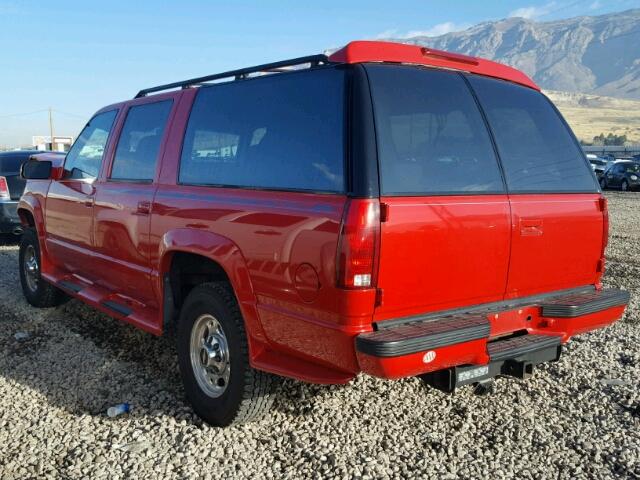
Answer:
[{"xmin": 389, "ymin": 8, "xmax": 640, "ymax": 100}]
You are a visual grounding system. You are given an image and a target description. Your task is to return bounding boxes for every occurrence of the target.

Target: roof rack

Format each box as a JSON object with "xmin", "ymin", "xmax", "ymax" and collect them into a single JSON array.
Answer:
[{"xmin": 134, "ymin": 54, "xmax": 331, "ymax": 98}]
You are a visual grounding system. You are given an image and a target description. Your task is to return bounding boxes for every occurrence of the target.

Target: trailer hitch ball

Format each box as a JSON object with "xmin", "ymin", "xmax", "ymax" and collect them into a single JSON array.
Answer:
[{"xmin": 473, "ymin": 378, "xmax": 495, "ymax": 396}]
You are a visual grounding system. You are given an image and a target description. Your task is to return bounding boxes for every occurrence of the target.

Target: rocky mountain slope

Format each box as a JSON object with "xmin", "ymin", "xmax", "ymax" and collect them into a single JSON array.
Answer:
[{"xmin": 393, "ymin": 9, "xmax": 640, "ymax": 99}]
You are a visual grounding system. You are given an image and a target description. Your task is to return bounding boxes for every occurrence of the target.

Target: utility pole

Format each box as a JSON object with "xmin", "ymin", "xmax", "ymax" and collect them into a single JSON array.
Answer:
[{"xmin": 48, "ymin": 107, "xmax": 54, "ymax": 150}]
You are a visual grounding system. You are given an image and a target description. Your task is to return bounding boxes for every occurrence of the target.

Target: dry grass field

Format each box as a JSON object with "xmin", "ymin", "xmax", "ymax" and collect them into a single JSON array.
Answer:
[{"xmin": 547, "ymin": 90, "xmax": 640, "ymax": 145}]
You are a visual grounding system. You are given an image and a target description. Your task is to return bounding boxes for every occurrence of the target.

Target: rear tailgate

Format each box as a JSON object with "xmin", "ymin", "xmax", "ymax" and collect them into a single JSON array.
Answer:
[
  {"xmin": 466, "ymin": 74, "xmax": 604, "ymax": 299},
  {"xmin": 375, "ymin": 195, "xmax": 511, "ymax": 321},
  {"xmin": 506, "ymin": 193, "xmax": 603, "ymax": 298},
  {"xmin": 363, "ymin": 64, "xmax": 512, "ymax": 322}
]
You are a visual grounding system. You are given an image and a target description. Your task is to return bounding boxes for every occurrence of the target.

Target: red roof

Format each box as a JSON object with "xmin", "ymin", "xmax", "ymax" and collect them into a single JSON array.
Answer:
[{"xmin": 328, "ymin": 41, "xmax": 539, "ymax": 91}]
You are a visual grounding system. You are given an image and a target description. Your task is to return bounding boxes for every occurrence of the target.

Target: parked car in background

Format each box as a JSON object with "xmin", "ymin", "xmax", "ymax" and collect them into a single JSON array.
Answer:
[
  {"xmin": 17, "ymin": 40, "xmax": 629, "ymax": 426},
  {"xmin": 586, "ymin": 154, "xmax": 607, "ymax": 179},
  {"xmin": 0, "ymin": 150, "xmax": 62, "ymax": 236},
  {"xmin": 600, "ymin": 160, "xmax": 640, "ymax": 191}
]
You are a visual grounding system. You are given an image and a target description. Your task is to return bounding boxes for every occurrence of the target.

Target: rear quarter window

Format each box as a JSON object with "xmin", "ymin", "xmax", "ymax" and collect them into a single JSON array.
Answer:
[
  {"xmin": 179, "ymin": 67, "xmax": 346, "ymax": 193},
  {"xmin": 467, "ymin": 75, "xmax": 598, "ymax": 193}
]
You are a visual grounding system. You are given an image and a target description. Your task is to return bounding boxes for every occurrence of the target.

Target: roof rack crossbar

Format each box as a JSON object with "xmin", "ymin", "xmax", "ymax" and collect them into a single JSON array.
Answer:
[{"xmin": 134, "ymin": 54, "xmax": 331, "ymax": 98}]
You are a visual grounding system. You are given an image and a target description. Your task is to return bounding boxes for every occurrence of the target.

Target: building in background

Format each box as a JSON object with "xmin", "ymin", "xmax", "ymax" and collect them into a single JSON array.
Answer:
[{"xmin": 32, "ymin": 135, "xmax": 73, "ymax": 152}]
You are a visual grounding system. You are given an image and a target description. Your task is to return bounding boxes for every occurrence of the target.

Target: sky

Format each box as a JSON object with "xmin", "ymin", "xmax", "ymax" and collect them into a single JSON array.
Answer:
[{"xmin": 0, "ymin": 0, "xmax": 636, "ymax": 147}]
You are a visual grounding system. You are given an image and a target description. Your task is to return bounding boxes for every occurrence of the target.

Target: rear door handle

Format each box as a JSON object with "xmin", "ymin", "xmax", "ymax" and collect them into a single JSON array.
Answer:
[
  {"xmin": 137, "ymin": 201, "xmax": 151, "ymax": 215},
  {"xmin": 520, "ymin": 219, "xmax": 543, "ymax": 236}
]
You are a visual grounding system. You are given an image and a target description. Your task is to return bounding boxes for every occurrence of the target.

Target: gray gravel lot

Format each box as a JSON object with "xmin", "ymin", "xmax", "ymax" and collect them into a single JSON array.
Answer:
[{"xmin": 0, "ymin": 192, "xmax": 638, "ymax": 479}]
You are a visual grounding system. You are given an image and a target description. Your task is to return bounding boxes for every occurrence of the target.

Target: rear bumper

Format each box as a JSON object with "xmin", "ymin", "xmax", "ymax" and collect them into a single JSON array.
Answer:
[
  {"xmin": 356, "ymin": 287, "xmax": 629, "ymax": 379},
  {"xmin": 0, "ymin": 200, "xmax": 21, "ymax": 234}
]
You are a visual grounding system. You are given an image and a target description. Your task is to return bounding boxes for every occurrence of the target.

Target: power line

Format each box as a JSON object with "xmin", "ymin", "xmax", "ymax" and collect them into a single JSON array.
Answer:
[{"xmin": 0, "ymin": 109, "xmax": 48, "ymax": 119}]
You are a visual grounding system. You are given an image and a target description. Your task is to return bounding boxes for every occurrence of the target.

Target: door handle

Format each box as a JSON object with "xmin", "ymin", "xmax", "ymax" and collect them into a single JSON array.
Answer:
[
  {"xmin": 137, "ymin": 201, "xmax": 151, "ymax": 215},
  {"xmin": 520, "ymin": 219, "xmax": 543, "ymax": 236},
  {"xmin": 83, "ymin": 198, "xmax": 94, "ymax": 207}
]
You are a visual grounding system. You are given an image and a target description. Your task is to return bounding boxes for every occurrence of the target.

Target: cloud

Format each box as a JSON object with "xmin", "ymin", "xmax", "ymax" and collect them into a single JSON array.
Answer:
[
  {"xmin": 508, "ymin": 2, "xmax": 556, "ymax": 19},
  {"xmin": 376, "ymin": 22, "xmax": 471, "ymax": 39},
  {"xmin": 589, "ymin": 0, "xmax": 602, "ymax": 9}
]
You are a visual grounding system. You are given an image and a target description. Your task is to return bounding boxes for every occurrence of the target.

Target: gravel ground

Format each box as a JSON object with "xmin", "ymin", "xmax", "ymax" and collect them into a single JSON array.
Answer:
[{"xmin": 0, "ymin": 192, "xmax": 638, "ymax": 479}]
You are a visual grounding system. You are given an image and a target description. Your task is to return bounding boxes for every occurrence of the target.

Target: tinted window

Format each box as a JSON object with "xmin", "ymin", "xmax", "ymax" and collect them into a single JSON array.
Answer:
[
  {"xmin": 366, "ymin": 65, "xmax": 504, "ymax": 195},
  {"xmin": 180, "ymin": 68, "xmax": 345, "ymax": 192},
  {"xmin": 65, "ymin": 110, "xmax": 117, "ymax": 179},
  {"xmin": 468, "ymin": 76, "xmax": 597, "ymax": 193},
  {"xmin": 111, "ymin": 101, "xmax": 172, "ymax": 181}
]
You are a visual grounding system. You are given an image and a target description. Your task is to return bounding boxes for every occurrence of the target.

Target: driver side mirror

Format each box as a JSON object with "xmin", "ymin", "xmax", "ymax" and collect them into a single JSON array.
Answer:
[{"xmin": 21, "ymin": 159, "xmax": 53, "ymax": 180}]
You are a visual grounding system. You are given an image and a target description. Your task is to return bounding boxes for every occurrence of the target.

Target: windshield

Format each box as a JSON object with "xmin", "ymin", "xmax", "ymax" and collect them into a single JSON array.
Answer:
[{"xmin": 625, "ymin": 163, "xmax": 640, "ymax": 173}]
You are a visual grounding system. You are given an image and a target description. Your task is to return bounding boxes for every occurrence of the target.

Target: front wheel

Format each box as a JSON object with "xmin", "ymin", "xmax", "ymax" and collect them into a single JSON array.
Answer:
[
  {"xmin": 621, "ymin": 180, "xmax": 628, "ymax": 191},
  {"xmin": 176, "ymin": 282, "xmax": 278, "ymax": 426},
  {"xmin": 19, "ymin": 228, "xmax": 68, "ymax": 308},
  {"xmin": 599, "ymin": 177, "xmax": 607, "ymax": 190}
]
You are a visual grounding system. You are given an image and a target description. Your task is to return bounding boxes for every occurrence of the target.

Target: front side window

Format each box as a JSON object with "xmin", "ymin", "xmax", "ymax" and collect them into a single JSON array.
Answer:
[
  {"xmin": 179, "ymin": 67, "xmax": 345, "ymax": 193},
  {"xmin": 468, "ymin": 75, "xmax": 598, "ymax": 193},
  {"xmin": 110, "ymin": 100, "xmax": 173, "ymax": 182},
  {"xmin": 366, "ymin": 64, "xmax": 504, "ymax": 195},
  {"xmin": 65, "ymin": 110, "xmax": 117, "ymax": 180}
]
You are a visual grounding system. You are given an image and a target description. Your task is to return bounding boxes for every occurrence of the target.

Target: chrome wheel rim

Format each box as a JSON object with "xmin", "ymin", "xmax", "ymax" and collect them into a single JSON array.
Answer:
[
  {"xmin": 23, "ymin": 245, "xmax": 39, "ymax": 292},
  {"xmin": 622, "ymin": 181, "xmax": 628, "ymax": 191},
  {"xmin": 190, "ymin": 314, "xmax": 230, "ymax": 398}
]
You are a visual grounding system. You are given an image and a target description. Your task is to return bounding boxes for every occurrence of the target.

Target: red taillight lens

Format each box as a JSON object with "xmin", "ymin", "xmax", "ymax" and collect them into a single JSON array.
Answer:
[
  {"xmin": 596, "ymin": 195, "xmax": 609, "ymax": 281},
  {"xmin": 336, "ymin": 199, "xmax": 380, "ymax": 288},
  {"xmin": 0, "ymin": 177, "xmax": 10, "ymax": 200},
  {"xmin": 600, "ymin": 196, "xmax": 609, "ymax": 253}
]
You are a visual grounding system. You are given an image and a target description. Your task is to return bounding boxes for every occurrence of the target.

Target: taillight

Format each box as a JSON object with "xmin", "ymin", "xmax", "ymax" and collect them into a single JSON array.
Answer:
[
  {"xmin": 599, "ymin": 196, "xmax": 609, "ymax": 253},
  {"xmin": 596, "ymin": 195, "xmax": 609, "ymax": 282},
  {"xmin": 336, "ymin": 199, "xmax": 380, "ymax": 288},
  {"xmin": 0, "ymin": 177, "xmax": 10, "ymax": 200}
]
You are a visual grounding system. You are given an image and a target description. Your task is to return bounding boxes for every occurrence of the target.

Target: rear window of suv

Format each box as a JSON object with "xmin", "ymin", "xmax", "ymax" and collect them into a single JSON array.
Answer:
[
  {"xmin": 179, "ymin": 67, "xmax": 346, "ymax": 193},
  {"xmin": 366, "ymin": 64, "xmax": 505, "ymax": 195},
  {"xmin": 467, "ymin": 75, "xmax": 598, "ymax": 193}
]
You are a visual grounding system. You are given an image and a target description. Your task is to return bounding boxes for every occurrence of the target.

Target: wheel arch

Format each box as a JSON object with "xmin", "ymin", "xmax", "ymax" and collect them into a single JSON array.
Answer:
[{"xmin": 157, "ymin": 228, "xmax": 268, "ymax": 350}]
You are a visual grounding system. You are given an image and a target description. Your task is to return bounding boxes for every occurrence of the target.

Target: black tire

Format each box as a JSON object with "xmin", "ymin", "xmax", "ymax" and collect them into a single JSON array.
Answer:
[
  {"xmin": 19, "ymin": 228, "xmax": 68, "ymax": 308},
  {"xmin": 599, "ymin": 177, "xmax": 607, "ymax": 190},
  {"xmin": 176, "ymin": 282, "xmax": 278, "ymax": 426},
  {"xmin": 621, "ymin": 180, "xmax": 628, "ymax": 192}
]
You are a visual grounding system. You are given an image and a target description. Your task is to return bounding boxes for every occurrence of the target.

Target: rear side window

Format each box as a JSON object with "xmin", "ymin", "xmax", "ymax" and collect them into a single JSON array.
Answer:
[
  {"xmin": 111, "ymin": 100, "xmax": 173, "ymax": 182},
  {"xmin": 179, "ymin": 67, "xmax": 345, "ymax": 193},
  {"xmin": 65, "ymin": 110, "xmax": 117, "ymax": 180},
  {"xmin": 468, "ymin": 76, "xmax": 597, "ymax": 193},
  {"xmin": 366, "ymin": 65, "xmax": 504, "ymax": 195}
]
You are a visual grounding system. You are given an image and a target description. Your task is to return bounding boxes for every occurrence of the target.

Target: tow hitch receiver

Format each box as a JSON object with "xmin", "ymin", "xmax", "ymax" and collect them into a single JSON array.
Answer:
[{"xmin": 420, "ymin": 338, "xmax": 561, "ymax": 393}]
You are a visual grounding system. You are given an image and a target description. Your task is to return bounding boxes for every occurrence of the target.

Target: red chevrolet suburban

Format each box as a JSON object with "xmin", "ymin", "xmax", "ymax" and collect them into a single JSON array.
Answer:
[{"xmin": 18, "ymin": 41, "xmax": 629, "ymax": 426}]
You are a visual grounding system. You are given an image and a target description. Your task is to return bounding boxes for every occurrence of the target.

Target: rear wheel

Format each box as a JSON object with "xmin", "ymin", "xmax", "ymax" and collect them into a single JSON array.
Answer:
[
  {"xmin": 176, "ymin": 282, "xmax": 278, "ymax": 426},
  {"xmin": 621, "ymin": 180, "xmax": 628, "ymax": 191},
  {"xmin": 19, "ymin": 228, "xmax": 68, "ymax": 308}
]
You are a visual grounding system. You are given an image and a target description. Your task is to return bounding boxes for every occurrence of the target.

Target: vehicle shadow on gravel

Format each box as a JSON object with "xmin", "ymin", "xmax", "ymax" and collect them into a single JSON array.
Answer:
[
  {"xmin": 2, "ymin": 296, "xmax": 192, "ymax": 419},
  {"xmin": 3, "ymin": 294, "xmax": 332, "ymax": 422}
]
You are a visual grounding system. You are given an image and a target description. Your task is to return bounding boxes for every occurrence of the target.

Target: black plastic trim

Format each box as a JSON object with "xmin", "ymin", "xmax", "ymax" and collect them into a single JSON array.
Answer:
[
  {"xmin": 58, "ymin": 280, "xmax": 82, "ymax": 293},
  {"xmin": 356, "ymin": 314, "xmax": 489, "ymax": 357},
  {"xmin": 375, "ymin": 285, "xmax": 595, "ymax": 330},
  {"xmin": 348, "ymin": 65, "xmax": 380, "ymax": 198},
  {"xmin": 488, "ymin": 334, "xmax": 562, "ymax": 362},
  {"xmin": 101, "ymin": 300, "xmax": 132, "ymax": 317},
  {"xmin": 540, "ymin": 289, "xmax": 630, "ymax": 318}
]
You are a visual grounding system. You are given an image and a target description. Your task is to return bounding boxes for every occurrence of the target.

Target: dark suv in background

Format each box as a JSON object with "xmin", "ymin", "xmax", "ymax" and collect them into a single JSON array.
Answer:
[{"xmin": 0, "ymin": 150, "xmax": 61, "ymax": 236}]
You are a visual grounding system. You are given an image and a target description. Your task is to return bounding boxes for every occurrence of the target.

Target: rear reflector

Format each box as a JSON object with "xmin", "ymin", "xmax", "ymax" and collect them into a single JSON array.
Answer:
[
  {"xmin": 0, "ymin": 177, "xmax": 9, "ymax": 200},
  {"xmin": 336, "ymin": 199, "xmax": 380, "ymax": 288}
]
